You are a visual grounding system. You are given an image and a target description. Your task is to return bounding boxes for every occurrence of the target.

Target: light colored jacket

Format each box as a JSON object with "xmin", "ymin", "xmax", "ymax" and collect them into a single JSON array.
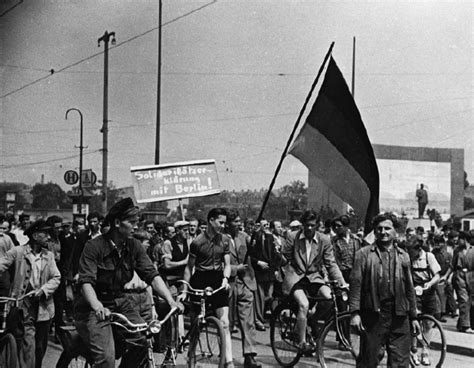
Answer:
[
  {"xmin": 281, "ymin": 230, "xmax": 344, "ymax": 295},
  {"xmin": 227, "ymin": 232, "xmax": 257, "ymax": 291},
  {"xmin": 0, "ymin": 244, "xmax": 61, "ymax": 321}
]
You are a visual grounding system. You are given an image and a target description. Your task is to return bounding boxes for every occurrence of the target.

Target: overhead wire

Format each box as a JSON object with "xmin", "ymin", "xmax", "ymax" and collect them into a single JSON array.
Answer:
[
  {"xmin": 0, "ymin": 149, "xmax": 101, "ymax": 169},
  {"xmin": 0, "ymin": 0, "xmax": 218, "ymax": 99}
]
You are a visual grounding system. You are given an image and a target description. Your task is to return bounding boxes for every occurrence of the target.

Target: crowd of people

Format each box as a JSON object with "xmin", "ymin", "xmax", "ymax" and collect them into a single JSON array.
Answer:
[{"xmin": 0, "ymin": 199, "xmax": 474, "ymax": 368}]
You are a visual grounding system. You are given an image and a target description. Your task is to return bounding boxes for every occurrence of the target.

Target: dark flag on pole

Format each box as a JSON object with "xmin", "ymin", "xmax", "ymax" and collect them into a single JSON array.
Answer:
[{"xmin": 289, "ymin": 56, "xmax": 379, "ymax": 232}]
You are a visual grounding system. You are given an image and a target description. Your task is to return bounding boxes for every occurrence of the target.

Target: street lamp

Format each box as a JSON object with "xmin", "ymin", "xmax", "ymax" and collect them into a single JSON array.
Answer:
[
  {"xmin": 65, "ymin": 108, "xmax": 84, "ymax": 214},
  {"xmin": 98, "ymin": 30, "xmax": 116, "ymax": 214}
]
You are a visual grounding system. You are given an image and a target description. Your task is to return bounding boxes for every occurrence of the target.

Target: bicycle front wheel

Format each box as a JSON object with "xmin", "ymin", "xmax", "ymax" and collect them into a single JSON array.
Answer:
[
  {"xmin": 270, "ymin": 303, "xmax": 302, "ymax": 367},
  {"xmin": 318, "ymin": 312, "xmax": 360, "ymax": 368},
  {"xmin": 413, "ymin": 314, "xmax": 446, "ymax": 368},
  {"xmin": 0, "ymin": 333, "xmax": 19, "ymax": 368},
  {"xmin": 55, "ymin": 352, "xmax": 90, "ymax": 368},
  {"xmin": 187, "ymin": 315, "xmax": 225, "ymax": 368}
]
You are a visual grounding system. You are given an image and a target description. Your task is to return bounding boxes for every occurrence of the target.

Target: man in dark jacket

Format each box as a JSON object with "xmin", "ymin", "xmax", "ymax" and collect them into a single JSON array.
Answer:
[{"xmin": 349, "ymin": 212, "xmax": 420, "ymax": 368}]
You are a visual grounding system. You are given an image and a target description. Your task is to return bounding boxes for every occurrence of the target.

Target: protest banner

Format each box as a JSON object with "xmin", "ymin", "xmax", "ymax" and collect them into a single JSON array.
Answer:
[{"xmin": 130, "ymin": 159, "xmax": 221, "ymax": 203}]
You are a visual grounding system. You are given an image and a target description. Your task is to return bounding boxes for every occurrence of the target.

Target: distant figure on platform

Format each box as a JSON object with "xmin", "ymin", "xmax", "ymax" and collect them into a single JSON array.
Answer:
[{"xmin": 416, "ymin": 184, "xmax": 428, "ymax": 219}]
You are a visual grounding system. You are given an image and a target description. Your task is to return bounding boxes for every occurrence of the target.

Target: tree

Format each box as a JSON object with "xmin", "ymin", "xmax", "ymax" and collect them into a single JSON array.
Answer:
[
  {"xmin": 278, "ymin": 180, "xmax": 308, "ymax": 210},
  {"xmin": 464, "ymin": 171, "xmax": 470, "ymax": 189},
  {"xmin": 31, "ymin": 182, "xmax": 71, "ymax": 209}
]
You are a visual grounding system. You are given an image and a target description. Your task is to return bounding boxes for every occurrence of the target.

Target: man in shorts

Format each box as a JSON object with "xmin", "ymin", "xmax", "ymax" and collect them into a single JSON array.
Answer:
[
  {"xmin": 282, "ymin": 210, "xmax": 347, "ymax": 351},
  {"xmin": 180, "ymin": 208, "xmax": 234, "ymax": 367}
]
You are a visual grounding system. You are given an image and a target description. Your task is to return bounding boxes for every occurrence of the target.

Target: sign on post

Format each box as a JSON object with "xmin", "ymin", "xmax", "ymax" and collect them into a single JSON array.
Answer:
[
  {"xmin": 81, "ymin": 169, "xmax": 97, "ymax": 188},
  {"xmin": 64, "ymin": 170, "xmax": 79, "ymax": 185},
  {"xmin": 130, "ymin": 159, "xmax": 221, "ymax": 203}
]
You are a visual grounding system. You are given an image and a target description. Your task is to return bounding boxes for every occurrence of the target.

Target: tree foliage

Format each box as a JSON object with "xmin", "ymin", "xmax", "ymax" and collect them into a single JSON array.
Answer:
[{"xmin": 31, "ymin": 182, "xmax": 71, "ymax": 209}]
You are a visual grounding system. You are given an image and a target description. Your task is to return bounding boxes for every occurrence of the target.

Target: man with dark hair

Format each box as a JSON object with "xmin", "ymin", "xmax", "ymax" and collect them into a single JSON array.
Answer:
[
  {"xmin": 331, "ymin": 215, "xmax": 361, "ymax": 283},
  {"xmin": 180, "ymin": 207, "xmax": 234, "ymax": 367},
  {"xmin": 0, "ymin": 219, "xmax": 61, "ymax": 368},
  {"xmin": 74, "ymin": 198, "xmax": 182, "ymax": 368},
  {"xmin": 350, "ymin": 212, "xmax": 420, "ymax": 368},
  {"xmin": 144, "ymin": 220, "xmax": 157, "ymax": 236},
  {"xmin": 282, "ymin": 209, "xmax": 346, "ymax": 351},
  {"xmin": 432, "ymin": 235, "xmax": 453, "ymax": 321},
  {"xmin": 225, "ymin": 209, "xmax": 261, "ymax": 368},
  {"xmin": 249, "ymin": 217, "xmax": 281, "ymax": 331},
  {"xmin": 87, "ymin": 212, "xmax": 101, "ymax": 240}
]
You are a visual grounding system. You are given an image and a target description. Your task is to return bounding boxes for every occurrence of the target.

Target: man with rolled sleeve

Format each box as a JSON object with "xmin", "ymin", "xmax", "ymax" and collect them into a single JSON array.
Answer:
[
  {"xmin": 349, "ymin": 212, "xmax": 420, "ymax": 368},
  {"xmin": 74, "ymin": 197, "xmax": 181, "ymax": 368}
]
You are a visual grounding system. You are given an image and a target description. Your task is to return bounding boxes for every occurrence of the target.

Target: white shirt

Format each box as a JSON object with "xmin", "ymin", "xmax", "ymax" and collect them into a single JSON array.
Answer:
[
  {"xmin": 30, "ymin": 253, "xmax": 43, "ymax": 290},
  {"xmin": 305, "ymin": 239, "xmax": 312, "ymax": 263}
]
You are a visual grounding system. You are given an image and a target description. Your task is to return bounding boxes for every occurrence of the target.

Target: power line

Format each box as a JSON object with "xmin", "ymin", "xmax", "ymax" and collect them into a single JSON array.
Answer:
[
  {"xmin": 0, "ymin": 0, "xmax": 23, "ymax": 17},
  {"xmin": 0, "ymin": 149, "xmax": 101, "ymax": 169},
  {"xmin": 0, "ymin": 0, "xmax": 218, "ymax": 99}
]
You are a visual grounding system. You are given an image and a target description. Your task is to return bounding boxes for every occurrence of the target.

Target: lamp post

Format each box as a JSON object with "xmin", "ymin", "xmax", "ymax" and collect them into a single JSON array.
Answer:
[
  {"xmin": 66, "ymin": 108, "xmax": 84, "ymax": 214},
  {"xmin": 98, "ymin": 30, "xmax": 116, "ymax": 214}
]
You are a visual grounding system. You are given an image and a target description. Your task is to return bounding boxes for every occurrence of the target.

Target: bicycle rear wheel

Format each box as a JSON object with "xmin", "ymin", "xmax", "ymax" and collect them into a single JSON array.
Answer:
[
  {"xmin": 0, "ymin": 333, "xmax": 19, "ymax": 368},
  {"xmin": 187, "ymin": 315, "xmax": 225, "ymax": 368},
  {"xmin": 412, "ymin": 314, "xmax": 446, "ymax": 368},
  {"xmin": 270, "ymin": 303, "xmax": 302, "ymax": 367},
  {"xmin": 318, "ymin": 312, "xmax": 360, "ymax": 368}
]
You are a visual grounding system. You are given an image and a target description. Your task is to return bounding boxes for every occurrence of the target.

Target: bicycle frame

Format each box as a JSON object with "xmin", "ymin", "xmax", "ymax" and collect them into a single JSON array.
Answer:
[
  {"xmin": 0, "ymin": 290, "xmax": 37, "ymax": 333},
  {"xmin": 163, "ymin": 280, "xmax": 225, "ymax": 366}
]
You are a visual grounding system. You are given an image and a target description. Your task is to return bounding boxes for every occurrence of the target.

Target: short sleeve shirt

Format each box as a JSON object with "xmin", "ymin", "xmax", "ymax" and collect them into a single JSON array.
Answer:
[
  {"xmin": 190, "ymin": 231, "xmax": 230, "ymax": 272},
  {"xmin": 411, "ymin": 250, "xmax": 441, "ymax": 285}
]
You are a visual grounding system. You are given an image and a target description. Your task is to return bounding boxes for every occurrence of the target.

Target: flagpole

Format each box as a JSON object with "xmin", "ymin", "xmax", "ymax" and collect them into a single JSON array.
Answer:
[{"xmin": 257, "ymin": 42, "xmax": 335, "ymax": 221}]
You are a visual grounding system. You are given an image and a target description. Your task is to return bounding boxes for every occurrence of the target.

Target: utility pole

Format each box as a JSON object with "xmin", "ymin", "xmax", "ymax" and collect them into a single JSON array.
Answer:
[
  {"xmin": 66, "ymin": 108, "xmax": 84, "ymax": 214},
  {"xmin": 155, "ymin": 0, "xmax": 162, "ymax": 165},
  {"xmin": 98, "ymin": 30, "xmax": 116, "ymax": 214}
]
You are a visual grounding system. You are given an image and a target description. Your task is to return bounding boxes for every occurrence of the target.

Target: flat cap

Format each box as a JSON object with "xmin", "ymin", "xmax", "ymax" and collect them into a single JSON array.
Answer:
[
  {"xmin": 289, "ymin": 220, "xmax": 302, "ymax": 228},
  {"xmin": 174, "ymin": 220, "xmax": 189, "ymax": 228},
  {"xmin": 24, "ymin": 219, "xmax": 52, "ymax": 238}
]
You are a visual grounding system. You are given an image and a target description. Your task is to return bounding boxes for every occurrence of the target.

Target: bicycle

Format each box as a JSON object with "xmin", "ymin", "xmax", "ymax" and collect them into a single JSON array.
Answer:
[
  {"xmin": 0, "ymin": 290, "xmax": 38, "ymax": 368},
  {"xmin": 408, "ymin": 313, "xmax": 446, "ymax": 368},
  {"xmin": 55, "ymin": 306, "xmax": 178, "ymax": 368},
  {"xmin": 164, "ymin": 279, "xmax": 226, "ymax": 368},
  {"xmin": 270, "ymin": 281, "xmax": 356, "ymax": 368}
]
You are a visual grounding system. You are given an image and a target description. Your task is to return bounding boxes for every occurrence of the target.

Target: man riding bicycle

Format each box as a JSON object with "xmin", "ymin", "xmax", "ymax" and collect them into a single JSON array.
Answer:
[
  {"xmin": 281, "ymin": 210, "xmax": 347, "ymax": 352},
  {"xmin": 74, "ymin": 198, "xmax": 182, "ymax": 368}
]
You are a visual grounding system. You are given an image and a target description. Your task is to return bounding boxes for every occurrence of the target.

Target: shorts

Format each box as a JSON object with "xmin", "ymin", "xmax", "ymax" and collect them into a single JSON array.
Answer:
[
  {"xmin": 415, "ymin": 287, "xmax": 439, "ymax": 316},
  {"xmin": 190, "ymin": 270, "xmax": 229, "ymax": 310},
  {"xmin": 291, "ymin": 277, "xmax": 324, "ymax": 309}
]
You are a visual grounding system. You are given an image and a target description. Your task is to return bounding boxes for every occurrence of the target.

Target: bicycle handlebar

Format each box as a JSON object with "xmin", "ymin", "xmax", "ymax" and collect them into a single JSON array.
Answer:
[
  {"xmin": 106, "ymin": 306, "xmax": 179, "ymax": 334},
  {"xmin": 175, "ymin": 280, "xmax": 226, "ymax": 297},
  {"xmin": 0, "ymin": 290, "xmax": 38, "ymax": 304}
]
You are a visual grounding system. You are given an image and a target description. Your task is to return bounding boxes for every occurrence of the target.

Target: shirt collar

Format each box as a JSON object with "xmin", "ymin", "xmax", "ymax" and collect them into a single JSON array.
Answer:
[
  {"xmin": 298, "ymin": 231, "xmax": 319, "ymax": 243},
  {"xmin": 205, "ymin": 226, "xmax": 220, "ymax": 241}
]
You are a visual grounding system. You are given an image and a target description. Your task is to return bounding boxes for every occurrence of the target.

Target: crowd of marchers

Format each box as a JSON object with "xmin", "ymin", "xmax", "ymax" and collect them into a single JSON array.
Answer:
[{"xmin": 0, "ymin": 202, "xmax": 474, "ymax": 368}]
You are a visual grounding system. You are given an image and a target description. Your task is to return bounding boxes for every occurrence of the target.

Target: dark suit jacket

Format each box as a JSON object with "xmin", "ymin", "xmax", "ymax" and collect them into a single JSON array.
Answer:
[
  {"xmin": 228, "ymin": 232, "xmax": 257, "ymax": 291},
  {"xmin": 281, "ymin": 230, "xmax": 344, "ymax": 295},
  {"xmin": 248, "ymin": 230, "xmax": 284, "ymax": 282}
]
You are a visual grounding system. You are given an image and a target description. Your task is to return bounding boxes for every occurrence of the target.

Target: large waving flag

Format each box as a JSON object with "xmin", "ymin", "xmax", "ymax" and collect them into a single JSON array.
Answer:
[{"xmin": 289, "ymin": 56, "xmax": 379, "ymax": 231}]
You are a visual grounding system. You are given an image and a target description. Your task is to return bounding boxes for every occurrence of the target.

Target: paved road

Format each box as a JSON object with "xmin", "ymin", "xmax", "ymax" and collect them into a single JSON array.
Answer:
[{"xmin": 42, "ymin": 326, "xmax": 473, "ymax": 367}]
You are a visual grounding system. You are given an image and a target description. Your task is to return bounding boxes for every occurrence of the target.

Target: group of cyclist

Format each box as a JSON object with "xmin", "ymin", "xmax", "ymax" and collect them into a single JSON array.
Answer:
[{"xmin": 0, "ymin": 196, "xmax": 449, "ymax": 368}]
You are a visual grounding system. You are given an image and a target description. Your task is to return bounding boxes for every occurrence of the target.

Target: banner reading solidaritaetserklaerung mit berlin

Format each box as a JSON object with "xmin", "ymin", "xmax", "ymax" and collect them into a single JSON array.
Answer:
[{"xmin": 130, "ymin": 159, "xmax": 221, "ymax": 203}]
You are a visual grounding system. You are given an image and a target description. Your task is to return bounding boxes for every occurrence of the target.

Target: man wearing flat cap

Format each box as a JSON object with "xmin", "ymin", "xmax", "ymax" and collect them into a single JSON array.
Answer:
[
  {"xmin": 74, "ymin": 197, "xmax": 182, "ymax": 368},
  {"xmin": 0, "ymin": 219, "xmax": 61, "ymax": 368}
]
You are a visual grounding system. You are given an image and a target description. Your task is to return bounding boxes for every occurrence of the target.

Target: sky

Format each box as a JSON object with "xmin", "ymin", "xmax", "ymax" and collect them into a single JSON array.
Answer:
[{"xmin": 1, "ymin": 0, "xmax": 473, "ymax": 195}]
